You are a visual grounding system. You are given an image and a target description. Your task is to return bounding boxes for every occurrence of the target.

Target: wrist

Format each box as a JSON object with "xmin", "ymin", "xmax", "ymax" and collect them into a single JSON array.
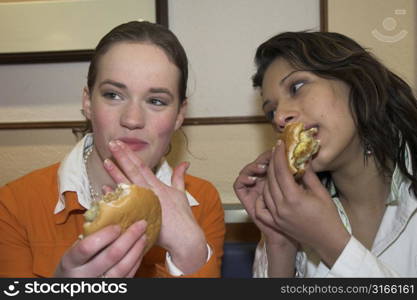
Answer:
[
  {"xmin": 314, "ymin": 229, "xmax": 351, "ymax": 268},
  {"xmin": 167, "ymin": 228, "xmax": 208, "ymax": 274}
]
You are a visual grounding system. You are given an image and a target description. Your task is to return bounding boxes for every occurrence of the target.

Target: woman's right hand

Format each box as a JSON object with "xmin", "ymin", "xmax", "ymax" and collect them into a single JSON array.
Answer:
[
  {"xmin": 233, "ymin": 151, "xmax": 296, "ymax": 247},
  {"xmin": 54, "ymin": 220, "xmax": 147, "ymax": 278},
  {"xmin": 233, "ymin": 150, "xmax": 271, "ymax": 215}
]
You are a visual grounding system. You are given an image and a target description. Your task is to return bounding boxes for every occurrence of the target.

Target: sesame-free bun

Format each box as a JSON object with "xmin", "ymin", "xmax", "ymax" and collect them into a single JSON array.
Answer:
[
  {"xmin": 83, "ymin": 184, "xmax": 162, "ymax": 254},
  {"xmin": 280, "ymin": 122, "xmax": 320, "ymax": 177}
]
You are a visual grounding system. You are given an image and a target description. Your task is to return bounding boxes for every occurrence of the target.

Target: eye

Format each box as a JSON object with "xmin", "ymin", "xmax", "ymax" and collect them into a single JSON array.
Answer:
[
  {"xmin": 103, "ymin": 92, "xmax": 122, "ymax": 101},
  {"xmin": 265, "ymin": 110, "xmax": 275, "ymax": 122},
  {"xmin": 264, "ymin": 108, "xmax": 276, "ymax": 122},
  {"xmin": 148, "ymin": 98, "xmax": 167, "ymax": 106},
  {"xmin": 290, "ymin": 81, "xmax": 305, "ymax": 95}
]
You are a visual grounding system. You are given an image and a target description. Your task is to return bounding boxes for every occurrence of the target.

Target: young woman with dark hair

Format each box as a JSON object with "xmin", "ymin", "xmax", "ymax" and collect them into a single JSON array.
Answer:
[{"xmin": 234, "ymin": 31, "xmax": 417, "ymax": 277}]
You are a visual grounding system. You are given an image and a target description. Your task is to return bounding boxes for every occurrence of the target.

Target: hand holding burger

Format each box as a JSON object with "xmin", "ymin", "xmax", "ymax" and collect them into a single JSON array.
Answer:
[{"xmin": 83, "ymin": 183, "xmax": 162, "ymax": 254}]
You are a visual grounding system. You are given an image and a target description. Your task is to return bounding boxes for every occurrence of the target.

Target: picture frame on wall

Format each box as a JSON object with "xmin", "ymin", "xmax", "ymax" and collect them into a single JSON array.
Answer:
[{"xmin": 0, "ymin": 0, "xmax": 168, "ymax": 64}]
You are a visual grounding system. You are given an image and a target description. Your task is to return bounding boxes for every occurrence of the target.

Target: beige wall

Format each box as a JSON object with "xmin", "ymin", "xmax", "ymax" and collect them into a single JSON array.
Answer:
[{"xmin": 327, "ymin": 0, "xmax": 416, "ymax": 89}]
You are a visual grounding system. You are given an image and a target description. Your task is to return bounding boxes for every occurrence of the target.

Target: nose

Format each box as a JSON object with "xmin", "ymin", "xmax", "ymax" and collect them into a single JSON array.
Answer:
[
  {"xmin": 120, "ymin": 102, "xmax": 145, "ymax": 130},
  {"xmin": 274, "ymin": 108, "xmax": 299, "ymax": 131}
]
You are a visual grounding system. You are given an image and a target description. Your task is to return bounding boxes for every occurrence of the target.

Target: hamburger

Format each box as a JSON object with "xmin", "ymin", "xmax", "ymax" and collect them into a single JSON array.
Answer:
[
  {"xmin": 83, "ymin": 183, "xmax": 162, "ymax": 254},
  {"xmin": 279, "ymin": 122, "xmax": 320, "ymax": 177}
]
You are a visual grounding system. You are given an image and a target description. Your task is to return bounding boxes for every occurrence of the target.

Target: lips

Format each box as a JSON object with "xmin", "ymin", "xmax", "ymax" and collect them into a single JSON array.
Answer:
[{"xmin": 118, "ymin": 137, "xmax": 148, "ymax": 151}]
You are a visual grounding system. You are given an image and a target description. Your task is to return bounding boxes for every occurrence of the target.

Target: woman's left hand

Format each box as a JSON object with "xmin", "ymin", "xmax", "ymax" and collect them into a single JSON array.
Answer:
[
  {"xmin": 264, "ymin": 140, "xmax": 351, "ymax": 267},
  {"xmin": 104, "ymin": 140, "xmax": 208, "ymax": 274}
]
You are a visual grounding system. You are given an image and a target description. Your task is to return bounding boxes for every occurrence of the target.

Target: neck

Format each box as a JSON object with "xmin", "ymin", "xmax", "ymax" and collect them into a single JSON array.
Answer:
[
  {"xmin": 331, "ymin": 155, "xmax": 391, "ymax": 210},
  {"xmin": 86, "ymin": 147, "xmax": 115, "ymax": 200}
]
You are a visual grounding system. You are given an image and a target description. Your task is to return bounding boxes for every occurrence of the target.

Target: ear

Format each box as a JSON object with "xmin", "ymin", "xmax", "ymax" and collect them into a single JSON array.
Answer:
[
  {"xmin": 174, "ymin": 100, "xmax": 187, "ymax": 131},
  {"xmin": 82, "ymin": 87, "xmax": 93, "ymax": 120}
]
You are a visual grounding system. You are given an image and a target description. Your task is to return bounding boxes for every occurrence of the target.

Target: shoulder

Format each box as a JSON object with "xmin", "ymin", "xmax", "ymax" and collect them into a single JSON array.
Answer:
[
  {"xmin": 0, "ymin": 163, "xmax": 60, "ymax": 204},
  {"xmin": 184, "ymin": 173, "xmax": 220, "ymax": 197},
  {"xmin": 1, "ymin": 163, "xmax": 60, "ymax": 191}
]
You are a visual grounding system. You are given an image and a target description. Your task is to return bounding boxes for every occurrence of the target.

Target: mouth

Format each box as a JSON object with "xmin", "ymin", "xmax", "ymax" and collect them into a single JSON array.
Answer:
[
  {"xmin": 304, "ymin": 124, "xmax": 319, "ymax": 138},
  {"xmin": 118, "ymin": 137, "xmax": 149, "ymax": 151}
]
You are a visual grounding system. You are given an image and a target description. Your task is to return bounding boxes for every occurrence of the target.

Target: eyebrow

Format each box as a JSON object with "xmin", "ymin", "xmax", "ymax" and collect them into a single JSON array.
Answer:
[
  {"xmin": 280, "ymin": 70, "xmax": 302, "ymax": 85},
  {"xmin": 99, "ymin": 79, "xmax": 127, "ymax": 90},
  {"xmin": 261, "ymin": 70, "xmax": 303, "ymax": 110},
  {"xmin": 149, "ymin": 88, "xmax": 174, "ymax": 99},
  {"xmin": 99, "ymin": 81, "xmax": 174, "ymax": 98}
]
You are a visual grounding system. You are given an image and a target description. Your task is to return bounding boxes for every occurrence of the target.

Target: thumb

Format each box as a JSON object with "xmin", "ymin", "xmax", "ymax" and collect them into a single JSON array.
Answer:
[
  {"xmin": 302, "ymin": 164, "xmax": 328, "ymax": 197},
  {"xmin": 171, "ymin": 161, "xmax": 190, "ymax": 191}
]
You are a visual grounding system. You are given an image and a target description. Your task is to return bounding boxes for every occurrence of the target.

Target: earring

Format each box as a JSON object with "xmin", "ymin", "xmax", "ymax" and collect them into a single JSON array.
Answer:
[{"xmin": 364, "ymin": 142, "xmax": 373, "ymax": 156}]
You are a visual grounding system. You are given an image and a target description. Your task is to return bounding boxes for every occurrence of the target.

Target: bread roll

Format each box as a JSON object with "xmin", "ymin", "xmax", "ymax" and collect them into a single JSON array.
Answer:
[
  {"xmin": 280, "ymin": 122, "xmax": 320, "ymax": 177},
  {"xmin": 83, "ymin": 183, "xmax": 162, "ymax": 254}
]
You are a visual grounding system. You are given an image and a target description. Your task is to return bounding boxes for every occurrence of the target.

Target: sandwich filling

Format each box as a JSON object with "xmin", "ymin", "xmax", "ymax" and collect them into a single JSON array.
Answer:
[
  {"xmin": 293, "ymin": 127, "xmax": 320, "ymax": 170},
  {"xmin": 84, "ymin": 183, "xmax": 131, "ymax": 222}
]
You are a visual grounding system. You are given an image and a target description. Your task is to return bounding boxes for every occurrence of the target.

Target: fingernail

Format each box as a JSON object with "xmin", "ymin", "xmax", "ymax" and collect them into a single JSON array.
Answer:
[
  {"xmin": 276, "ymin": 139, "xmax": 282, "ymax": 146},
  {"xmin": 249, "ymin": 176, "xmax": 257, "ymax": 182},
  {"xmin": 103, "ymin": 159, "xmax": 113, "ymax": 169},
  {"xmin": 257, "ymin": 164, "xmax": 267, "ymax": 169},
  {"xmin": 109, "ymin": 140, "xmax": 118, "ymax": 150},
  {"xmin": 116, "ymin": 140, "xmax": 124, "ymax": 148}
]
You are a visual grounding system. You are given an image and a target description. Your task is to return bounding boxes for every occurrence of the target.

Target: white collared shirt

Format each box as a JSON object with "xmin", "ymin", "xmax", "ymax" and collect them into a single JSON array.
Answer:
[
  {"xmin": 253, "ymin": 147, "xmax": 417, "ymax": 277},
  {"xmin": 55, "ymin": 134, "xmax": 210, "ymax": 276}
]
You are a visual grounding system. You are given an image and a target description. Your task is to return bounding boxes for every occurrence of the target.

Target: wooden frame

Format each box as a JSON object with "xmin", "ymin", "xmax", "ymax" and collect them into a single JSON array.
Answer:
[{"xmin": 0, "ymin": 0, "xmax": 327, "ymax": 130}]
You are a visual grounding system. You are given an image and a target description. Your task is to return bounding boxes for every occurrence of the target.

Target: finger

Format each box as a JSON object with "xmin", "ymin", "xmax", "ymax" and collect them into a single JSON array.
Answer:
[
  {"xmin": 272, "ymin": 140, "xmax": 299, "ymax": 199},
  {"xmin": 102, "ymin": 185, "xmax": 113, "ymax": 195},
  {"xmin": 103, "ymin": 158, "xmax": 130, "ymax": 185},
  {"xmin": 107, "ymin": 233, "xmax": 147, "ymax": 278},
  {"xmin": 262, "ymin": 180, "xmax": 280, "ymax": 222},
  {"xmin": 67, "ymin": 225, "xmax": 121, "ymax": 267},
  {"xmin": 125, "ymin": 236, "xmax": 147, "ymax": 277},
  {"xmin": 233, "ymin": 171, "xmax": 259, "ymax": 192},
  {"xmin": 86, "ymin": 220, "xmax": 147, "ymax": 276},
  {"xmin": 171, "ymin": 161, "xmax": 189, "ymax": 191},
  {"xmin": 266, "ymin": 151, "xmax": 284, "ymax": 204},
  {"xmin": 238, "ymin": 189, "xmax": 257, "ymax": 219},
  {"xmin": 254, "ymin": 195, "xmax": 276, "ymax": 228},
  {"xmin": 302, "ymin": 164, "xmax": 328, "ymax": 198},
  {"xmin": 108, "ymin": 140, "xmax": 148, "ymax": 187},
  {"xmin": 238, "ymin": 152, "xmax": 271, "ymax": 178}
]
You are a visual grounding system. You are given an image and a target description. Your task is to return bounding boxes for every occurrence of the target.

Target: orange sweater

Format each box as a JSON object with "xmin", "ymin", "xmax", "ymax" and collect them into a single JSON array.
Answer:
[{"xmin": 0, "ymin": 163, "xmax": 225, "ymax": 278}]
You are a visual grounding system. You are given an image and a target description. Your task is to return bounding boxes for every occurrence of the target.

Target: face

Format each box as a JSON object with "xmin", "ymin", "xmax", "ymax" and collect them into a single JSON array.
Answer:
[
  {"xmin": 83, "ymin": 42, "xmax": 186, "ymax": 169},
  {"xmin": 261, "ymin": 57, "xmax": 362, "ymax": 172}
]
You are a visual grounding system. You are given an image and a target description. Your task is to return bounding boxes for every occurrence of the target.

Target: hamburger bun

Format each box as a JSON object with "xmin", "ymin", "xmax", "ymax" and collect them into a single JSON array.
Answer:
[
  {"xmin": 279, "ymin": 122, "xmax": 320, "ymax": 177},
  {"xmin": 83, "ymin": 183, "xmax": 162, "ymax": 254}
]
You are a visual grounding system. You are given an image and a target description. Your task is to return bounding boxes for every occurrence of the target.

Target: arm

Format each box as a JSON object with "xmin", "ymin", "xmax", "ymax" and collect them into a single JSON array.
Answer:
[
  {"xmin": 266, "ymin": 140, "xmax": 350, "ymax": 268},
  {"xmin": 106, "ymin": 140, "xmax": 224, "ymax": 276},
  {"xmin": 328, "ymin": 236, "xmax": 400, "ymax": 277},
  {"xmin": 234, "ymin": 151, "xmax": 298, "ymax": 277},
  {"xmin": 0, "ymin": 185, "xmax": 34, "ymax": 277}
]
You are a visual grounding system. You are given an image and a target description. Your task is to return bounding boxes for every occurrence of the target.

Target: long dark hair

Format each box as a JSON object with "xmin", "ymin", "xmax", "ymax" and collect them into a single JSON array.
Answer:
[
  {"xmin": 252, "ymin": 31, "xmax": 417, "ymax": 196},
  {"xmin": 77, "ymin": 21, "xmax": 188, "ymax": 135}
]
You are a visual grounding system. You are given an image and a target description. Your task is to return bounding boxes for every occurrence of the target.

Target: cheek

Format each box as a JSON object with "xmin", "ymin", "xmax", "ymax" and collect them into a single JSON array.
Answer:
[{"xmin": 155, "ymin": 118, "xmax": 178, "ymax": 139}]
